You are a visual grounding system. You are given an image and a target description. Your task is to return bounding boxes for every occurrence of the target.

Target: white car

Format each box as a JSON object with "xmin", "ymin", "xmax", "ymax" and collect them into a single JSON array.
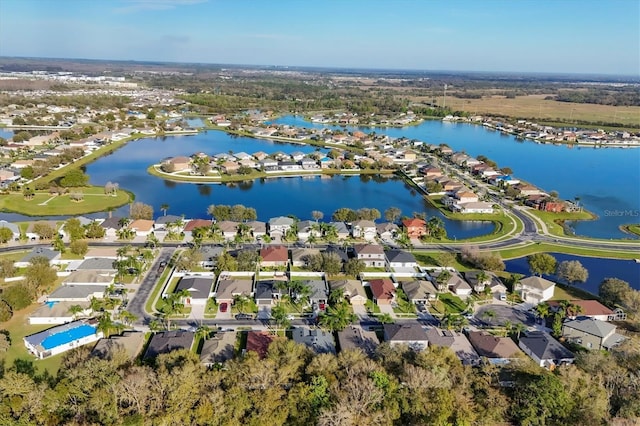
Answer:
[{"xmin": 286, "ymin": 314, "xmax": 295, "ymax": 321}]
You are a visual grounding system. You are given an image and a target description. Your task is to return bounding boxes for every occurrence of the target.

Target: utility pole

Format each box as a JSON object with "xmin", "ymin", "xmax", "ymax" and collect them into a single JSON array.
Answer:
[{"xmin": 443, "ymin": 84, "xmax": 447, "ymax": 110}]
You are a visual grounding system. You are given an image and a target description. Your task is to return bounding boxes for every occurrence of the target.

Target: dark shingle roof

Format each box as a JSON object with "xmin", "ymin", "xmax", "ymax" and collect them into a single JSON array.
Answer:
[
  {"xmin": 144, "ymin": 330, "xmax": 195, "ymax": 359},
  {"xmin": 519, "ymin": 332, "xmax": 574, "ymax": 361}
]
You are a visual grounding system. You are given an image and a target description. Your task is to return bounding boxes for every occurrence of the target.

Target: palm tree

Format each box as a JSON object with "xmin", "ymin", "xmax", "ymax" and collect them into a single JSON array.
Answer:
[
  {"xmin": 160, "ymin": 289, "xmax": 189, "ymax": 330},
  {"xmin": 503, "ymin": 320, "xmax": 513, "ymax": 337},
  {"xmin": 318, "ymin": 302, "xmax": 356, "ymax": 332},
  {"xmin": 149, "ymin": 319, "xmax": 161, "ymax": 333},
  {"xmin": 118, "ymin": 310, "xmax": 137, "ymax": 327},
  {"xmin": 534, "ymin": 303, "xmax": 550, "ymax": 322},
  {"xmin": 233, "ymin": 295, "xmax": 250, "ymax": 314},
  {"xmin": 270, "ymin": 304, "xmax": 290, "ymax": 335},
  {"xmin": 160, "ymin": 203, "xmax": 169, "ymax": 216},
  {"xmin": 482, "ymin": 309, "xmax": 496, "ymax": 324},
  {"xmin": 68, "ymin": 304, "xmax": 84, "ymax": 320},
  {"xmin": 196, "ymin": 324, "xmax": 212, "ymax": 341},
  {"xmin": 441, "ymin": 313, "xmax": 456, "ymax": 330},
  {"xmin": 97, "ymin": 312, "xmax": 116, "ymax": 338},
  {"xmin": 513, "ymin": 323, "xmax": 527, "ymax": 340}
]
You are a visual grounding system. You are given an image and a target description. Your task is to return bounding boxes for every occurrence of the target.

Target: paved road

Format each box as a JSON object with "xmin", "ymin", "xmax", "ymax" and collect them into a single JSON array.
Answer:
[{"xmin": 128, "ymin": 247, "xmax": 175, "ymax": 326}]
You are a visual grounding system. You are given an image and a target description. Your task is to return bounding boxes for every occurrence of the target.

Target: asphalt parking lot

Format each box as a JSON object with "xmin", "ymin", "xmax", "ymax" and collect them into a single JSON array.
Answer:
[{"xmin": 474, "ymin": 304, "xmax": 535, "ymax": 327}]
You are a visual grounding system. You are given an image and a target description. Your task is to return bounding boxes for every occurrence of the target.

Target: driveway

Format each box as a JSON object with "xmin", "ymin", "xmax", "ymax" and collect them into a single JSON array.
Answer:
[
  {"xmin": 189, "ymin": 303, "xmax": 206, "ymax": 320},
  {"xmin": 257, "ymin": 305, "xmax": 272, "ymax": 320},
  {"xmin": 475, "ymin": 304, "xmax": 535, "ymax": 327},
  {"xmin": 379, "ymin": 304, "xmax": 396, "ymax": 317},
  {"xmin": 352, "ymin": 303, "xmax": 368, "ymax": 320}
]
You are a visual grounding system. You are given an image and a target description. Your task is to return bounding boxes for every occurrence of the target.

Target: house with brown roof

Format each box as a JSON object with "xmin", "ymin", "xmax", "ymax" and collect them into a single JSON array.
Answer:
[
  {"xmin": 328, "ymin": 279, "xmax": 368, "ymax": 305},
  {"xmin": 547, "ymin": 299, "xmax": 614, "ymax": 321},
  {"xmin": 368, "ymin": 278, "xmax": 396, "ymax": 305},
  {"xmin": 426, "ymin": 328, "xmax": 480, "ymax": 365},
  {"xmin": 245, "ymin": 331, "xmax": 276, "ymax": 359},
  {"xmin": 216, "ymin": 221, "xmax": 239, "ymax": 240},
  {"xmin": 467, "ymin": 331, "xmax": 522, "ymax": 364},
  {"xmin": 128, "ymin": 219, "xmax": 154, "ymax": 236},
  {"xmin": 220, "ymin": 161, "xmax": 240, "ymax": 174},
  {"xmin": 402, "ymin": 280, "xmax": 438, "ymax": 305},
  {"xmin": 515, "ymin": 276, "xmax": 555, "ymax": 304},
  {"xmin": 259, "ymin": 245, "xmax": 289, "ymax": 268},
  {"xmin": 337, "ymin": 325, "xmax": 379, "ymax": 355},
  {"xmin": 214, "ymin": 278, "xmax": 253, "ymax": 306},
  {"xmin": 200, "ymin": 332, "xmax": 237, "ymax": 366},
  {"xmin": 402, "ymin": 218, "xmax": 426, "ymax": 238},
  {"xmin": 183, "ymin": 219, "xmax": 212, "ymax": 239},
  {"xmin": 353, "ymin": 243, "xmax": 385, "ymax": 267},
  {"xmin": 164, "ymin": 156, "xmax": 191, "ymax": 172},
  {"xmin": 290, "ymin": 247, "xmax": 321, "ymax": 267}
]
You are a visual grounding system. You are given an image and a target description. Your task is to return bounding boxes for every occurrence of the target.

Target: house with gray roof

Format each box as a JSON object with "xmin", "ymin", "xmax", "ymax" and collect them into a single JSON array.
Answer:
[
  {"xmin": 463, "ymin": 270, "xmax": 507, "ymax": 296},
  {"xmin": 329, "ymin": 222, "xmax": 350, "ymax": 240},
  {"xmin": 91, "ymin": 331, "xmax": 146, "ymax": 361},
  {"xmin": 198, "ymin": 245, "xmax": 225, "ymax": 268},
  {"xmin": 385, "ymin": 249, "xmax": 418, "ymax": 271},
  {"xmin": 562, "ymin": 317, "xmax": 626, "ymax": 351},
  {"xmin": 173, "ymin": 276, "xmax": 214, "ymax": 305},
  {"xmin": 324, "ymin": 246, "xmax": 349, "ymax": 264},
  {"xmin": 47, "ymin": 285, "xmax": 107, "ymax": 302},
  {"xmin": 144, "ymin": 330, "xmax": 195, "ymax": 359},
  {"xmin": 76, "ymin": 257, "xmax": 117, "ymax": 272},
  {"xmin": 246, "ymin": 221, "xmax": 266, "ymax": 239},
  {"xmin": 153, "ymin": 214, "xmax": 184, "ymax": 229},
  {"xmin": 351, "ymin": 220, "xmax": 376, "ymax": 241},
  {"xmin": 16, "ymin": 247, "xmax": 61, "ymax": 267},
  {"xmin": 0, "ymin": 220, "xmax": 20, "ymax": 241},
  {"xmin": 402, "ymin": 280, "xmax": 438, "ymax": 304},
  {"xmin": 290, "ymin": 247, "xmax": 321, "ymax": 267},
  {"xmin": 268, "ymin": 216, "xmax": 294, "ymax": 239},
  {"xmin": 337, "ymin": 325, "xmax": 379, "ymax": 355},
  {"xmin": 200, "ymin": 332, "xmax": 237, "ymax": 366},
  {"xmin": 292, "ymin": 326, "xmax": 336, "ymax": 354},
  {"xmin": 63, "ymin": 270, "xmax": 114, "ymax": 286},
  {"xmin": 376, "ymin": 222, "xmax": 399, "ymax": 240},
  {"xmin": 99, "ymin": 217, "xmax": 123, "ymax": 238},
  {"xmin": 353, "ymin": 244, "xmax": 385, "ymax": 268},
  {"xmin": 254, "ymin": 280, "xmax": 278, "ymax": 306},
  {"xmin": 303, "ymin": 279, "xmax": 328, "ymax": 306},
  {"xmin": 518, "ymin": 331, "xmax": 574, "ymax": 368},
  {"xmin": 383, "ymin": 323, "xmax": 429, "ymax": 351},
  {"xmin": 426, "ymin": 327, "xmax": 480, "ymax": 365},
  {"xmin": 297, "ymin": 220, "xmax": 320, "ymax": 241}
]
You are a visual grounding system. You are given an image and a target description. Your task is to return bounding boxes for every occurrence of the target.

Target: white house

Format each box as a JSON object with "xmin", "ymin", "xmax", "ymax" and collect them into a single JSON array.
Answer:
[
  {"xmin": 24, "ymin": 320, "xmax": 103, "ymax": 359},
  {"xmin": 516, "ymin": 276, "xmax": 555, "ymax": 304},
  {"xmin": 351, "ymin": 220, "xmax": 377, "ymax": 241}
]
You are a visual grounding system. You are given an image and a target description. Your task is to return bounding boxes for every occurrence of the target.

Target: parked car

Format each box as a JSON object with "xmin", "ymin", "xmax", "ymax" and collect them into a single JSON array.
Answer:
[
  {"xmin": 220, "ymin": 303, "xmax": 228, "ymax": 313},
  {"xmin": 235, "ymin": 313, "xmax": 253, "ymax": 320}
]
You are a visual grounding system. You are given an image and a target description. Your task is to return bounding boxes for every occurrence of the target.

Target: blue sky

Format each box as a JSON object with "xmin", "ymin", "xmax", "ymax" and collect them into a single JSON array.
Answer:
[{"xmin": 0, "ymin": 0, "xmax": 638, "ymax": 75}]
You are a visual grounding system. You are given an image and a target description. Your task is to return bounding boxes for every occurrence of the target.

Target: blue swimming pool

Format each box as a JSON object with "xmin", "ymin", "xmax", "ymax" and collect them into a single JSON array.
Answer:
[{"xmin": 40, "ymin": 324, "xmax": 97, "ymax": 350}]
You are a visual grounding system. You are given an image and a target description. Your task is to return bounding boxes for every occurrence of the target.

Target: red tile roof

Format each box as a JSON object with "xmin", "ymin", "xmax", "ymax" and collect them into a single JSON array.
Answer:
[
  {"xmin": 402, "ymin": 218, "xmax": 426, "ymax": 228},
  {"xmin": 184, "ymin": 219, "xmax": 212, "ymax": 232},
  {"xmin": 260, "ymin": 245, "xmax": 288, "ymax": 262},
  {"xmin": 246, "ymin": 331, "xmax": 275, "ymax": 359},
  {"xmin": 369, "ymin": 278, "xmax": 395, "ymax": 302},
  {"xmin": 547, "ymin": 300, "xmax": 614, "ymax": 317}
]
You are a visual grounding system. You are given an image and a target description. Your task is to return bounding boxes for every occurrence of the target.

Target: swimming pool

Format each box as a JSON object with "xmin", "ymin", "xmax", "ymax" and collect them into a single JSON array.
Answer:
[{"xmin": 40, "ymin": 324, "xmax": 97, "ymax": 350}]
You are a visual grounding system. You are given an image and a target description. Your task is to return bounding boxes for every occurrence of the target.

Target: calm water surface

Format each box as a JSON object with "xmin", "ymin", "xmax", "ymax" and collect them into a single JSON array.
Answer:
[
  {"xmin": 504, "ymin": 253, "xmax": 640, "ymax": 293},
  {"xmin": 273, "ymin": 116, "xmax": 640, "ymax": 239}
]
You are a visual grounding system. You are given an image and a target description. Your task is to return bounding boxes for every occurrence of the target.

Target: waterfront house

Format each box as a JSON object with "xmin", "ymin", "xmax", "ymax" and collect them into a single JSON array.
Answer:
[
  {"xmin": 246, "ymin": 221, "xmax": 267, "ymax": 239},
  {"xmin": 518, "ymin": 331, "xmax": 574, "ymax": 369},
  {"xmin": 384, "ymin": 323, "xmax": 429, "ymax": 351},
  {"xmin": 153, "ymin": 215, "xmax": 184, "ymax": 231},
  {"xmin": 351, "ymin": 220, "xmax": 377, "ymax": 241},
  {"xmin": 548, "ymin": 299, "xmax": 616, "ymax": 321},
  {"xmin": 297, "ymin": 220, "xmax": 320, "ymax": 241},
  {"xmin": 268, "ymin": 216, "xmax": 294, "ymax": 240},
  {"xmin": 452, "ymin": 201, "xmax": 495, "ymax": 214},
  {"xmin": 164, "ymin": 156, "xmax": 191, "ymax": 172},
  {"xmin": 515, "ymin": 276, "xmax": 555, "ymax": 304},
  {"xmin": 376, "ymin": 222, "xmax": 399, "ymax": 240},
  {"xmin": 562, "ymin": 317, "xmax": 626, "ymax": 350},
  {"xmin": 329, "ymin": 222, "xmax": 350, "ymax": 240},
  {"xmin": 144, "ymin": 330, "xmax": 195, "ymax": 359},
  {"xmin": 100, "ymin": 217, "xmax": 123, "ymax": 238},
  {"xmin": 128, "ymin": 219, "xmax": 154, "ymax": 236},
  {"xmin": 369, "ymin": 278, "xmax": 396, "ymax": 305},
  {"xmin": 259, "ymin": 245, "xmax": 289, "ymax": 268},
  {"xmin": 0, "ymin": 220, "xmax": 20, "ymax": 241},
  {"xmin": 216, "ymin": 221, "xmax": 239, "ymax": 240},
  {"xmin": 402, "ymin": 218, "xmax": 426, "ymax": 238},
  {"xmin": 463, "ymin": 270, "xmax": 507, "ymax": 296},
  {"xmin": 328, "ymin": 279, "xmax": 368, "ymax": 305},
  {"xmin": 183, "ymin": 219, "xmax": 212, "ymax": 239},
  {"xmin": 353, "ymin": 243, "xmax": 385, "ymax": 268}
]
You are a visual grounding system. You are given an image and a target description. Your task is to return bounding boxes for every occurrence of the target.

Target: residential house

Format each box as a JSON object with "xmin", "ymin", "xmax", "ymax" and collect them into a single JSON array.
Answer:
[
  {"xmin": 144, "ymin": 330, "xmax": 195, "ymax": 359},
  {"xmin": 337, "ymin": 325, "xmax": 379, "ymax": 355},
  {"xmin": 183, "ymin": 219, "xmax": 212, "ymax": 239},
  {"xmin": 297, "ymin": 220, "xmax": 320, "ymax": 241},
  {"xmin": 425, "ymin": 328, "xmax": 480, "ymax": 365},
  {"xmin": 220, "ymin": 161, "xmax": 239, "ymax": 174},
  {"xmin": 292, "ymin": 326, "xmax": 336, "ymax": 354},
  {"xmin": 246, "ymin": 221, "xmax": 267, "ymax": 240},
  {"xmin": 547, "ymin": 299, "xmax": 614, "ymax": 321},
  {"xmin": 268, "ymin": 216, "xmax": 294, "ymax": 239},
  {"xmin": 376, "ymin": 222, "xmax": 399, "ymax": 241},
  {"xmin": 383, "ymin": 323, "xmax": 429, "ymax": 351},
  {"xmin": 214, "ymin": 278, "xmax": 253, "ymax": 306},
  {"xmin": 100, "ymin": 217, "xmax": 123, "ymax": 238},
  {"xmin": 200, "ymin": 332, "xmax": 237, "ymax": 366},
  {"xmin": 174, "ymin": 276, "xmax": 214, "ymax": 306},
  {"xmin": 328, "ymin": 279, "xmax": 368, "ymax": 305},
  {"xmin": 451, "ymin": 202, "xmax": 495, "ymax": 214},
  {"xmin": 463, "ymin": 270, "xmax": 507, "ymax": 296},
  {"xmin": 467, "ymin": 331, "xmax": 522, "ymax": 364},
  {"xmin": 290, "ymin": 248, "xmax": 321, "ymax": 268},
  {"xmin": 28, "ymin": 301, "xmax": 91, "ymax": 325},
  {"xmin": 369, "ymin": 278, "xmax": 396, "ymax": 305},
  {"xmin": 353, "ymin": 244, "xmax": 385, "ymax": 268},
  {"xmin": 259, "ymin": 245, "xmax": 289, "ymax": 268},
  {"xmin": 24, "ymin": 320, "xmax": 102, "ymax": 359},
  {"xmin": 304, "ymin": 280, "xmax": 328, "ymax": 307},
  {"xmin": 402, "ymin": 218, "xmax": 427, "ymax": 238},
  {"xmin": 430, "ymin": 270, "xmax": 473, "ymax": 297},
  {"xmin": 562, "ymin": 317, "xmax": 626, "ymax": 351},
  {"xmin": 76, "ymin": 258, "xmax": 117, "ymax": 273},
  {"xmin": 153, "ymin": 215, "xmax": 183, "ymax": 231},
  {"xmin": 245, "ymin": 331, "xmax": 276, "ymax": 359},
  {"xmin": 217, "ymin": 221, "xmax": 239, "ymax": 240},
  {"xmin": 164, "ymin": 156, "xmax": 191, "ymax": 172},
  {"xmin": 402, "ymin": 280, "xmax": 438, "ymax": 305},
  {"xmin": 385, "ymin": 249, "xmax": 418, "ymax": 271},
  {"xmin": 515, "ymin": 184, "xmax": 543, "ymax": 197},
  {"xmin": 91, "ymin": 331, "xmax": 146, "ymax": 361},
  {"xmin": 518, "ymin": 331, "xmax": 574, "ymax": 369},
  {"xmin": 329, "ymin": 222, "xmax": 350, "ymax": 240},
  {"xmin": 254, "ymin": 280, "xmax": 278, "ymax": 306},
  {"xmin": 455, "ymin": 190, "xmax": 479, "ymax": 204},
  {"xmin": 0, "ymin": 220, "xmax": 20, "ymax": 241},
  {"xmin": 324, "ymin": 246, "xmax": 349, "ymax": 265},
  {"xmin": 420, "ymin": 166, "xmax": 443, "ymax": 178},
  {"xmin": 47, "ymin": 285, "xmax": 107, "ymax": 302},
  {"xmin": 351, "ymin": 220, "xmax": 377, "ymax": 241},
  {"xmin": 516, "ymin": 276, "xmax": 555, "ymax": 304},
  {"xmin": 16, "ymin": 248, "xmax": 61, "ymax": 268},
  {"xmin": 198, "ymin": 246, "xmax": 224, "ymax": 268},
  {"xmin": 128, "ymin": 219, "xmax": 154, "ymax": 236},
  {"xmin": 260, "ymin": 158, "xmax": 279, "ymax": 171}
]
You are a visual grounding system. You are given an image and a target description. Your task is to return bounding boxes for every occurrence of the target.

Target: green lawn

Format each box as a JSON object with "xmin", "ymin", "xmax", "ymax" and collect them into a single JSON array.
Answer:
[
  {"xmin": 549, "ymin": 283, "xmax": 600, "ymax": 301},
  {"xmin": 431, "ymin": 293, "xmax": 467, "ymax": 315},
  {"xmin": 527, "ymin": 209, "xmax": 596, "ymax": 237},
  {"xmin": 498, "ymin": 242, "xmax": 639, "ymax": 260},
  {"xmin": 620, "ymin": 224, "xmax": 640, "ymax": 237},
  {"xmin": 0, "ymin": 186, "xmax": 131, "ymax": 216},
  {"xmin": 413, "ymin": 252, "xmax": 473, "ymax": 272},
  {"xmin": 145, "ymin": 265, "xmax": 174, "ymax": 314}
]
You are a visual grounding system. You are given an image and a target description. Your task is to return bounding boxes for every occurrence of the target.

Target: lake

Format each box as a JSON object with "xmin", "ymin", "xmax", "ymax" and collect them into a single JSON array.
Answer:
[
  {"xmin": 504, "ymin": 253, "xmax": 640, "ymax": 293},
  {"xmin": 80, "ymin": 132, "xmax": 493, "ymax": 240},
  {"xmin": 273, "ymin": 116, "xmax": 640, "ymax": 239}
]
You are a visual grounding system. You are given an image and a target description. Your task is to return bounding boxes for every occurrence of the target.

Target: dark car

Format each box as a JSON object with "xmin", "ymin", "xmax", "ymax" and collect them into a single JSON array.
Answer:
[
  {"xmin": 220, "ymin": 302, "xmax": 228, "ymax": 313},
  {"xmin": 235, "ymin": 313, "xmax": 253, "ymax": 320}
]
